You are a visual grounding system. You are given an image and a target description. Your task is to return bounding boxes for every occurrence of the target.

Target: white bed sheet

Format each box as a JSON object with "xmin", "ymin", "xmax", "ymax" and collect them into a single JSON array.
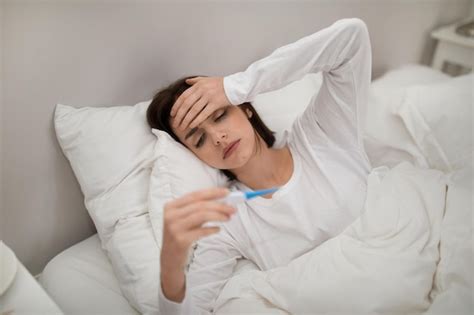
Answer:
[
  {"xmin": 39, "ymin": 233, "xmax": 257, "ymax": 314},
  {"xmin": 40, "ymin": 234, "xmax": 139, "ymax": 315}
]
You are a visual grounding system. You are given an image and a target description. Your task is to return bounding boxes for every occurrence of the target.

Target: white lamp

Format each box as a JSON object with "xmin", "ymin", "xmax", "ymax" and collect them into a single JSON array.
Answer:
[{"xmin": 0, "ymin": 241, "xmax": 18, "ymax": 297}]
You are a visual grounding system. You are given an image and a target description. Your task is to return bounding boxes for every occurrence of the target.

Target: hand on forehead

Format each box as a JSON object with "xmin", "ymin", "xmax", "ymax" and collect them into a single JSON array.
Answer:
[{"xmin": 170, "ymin": 76, "xmax": 233, "ymax": 131}]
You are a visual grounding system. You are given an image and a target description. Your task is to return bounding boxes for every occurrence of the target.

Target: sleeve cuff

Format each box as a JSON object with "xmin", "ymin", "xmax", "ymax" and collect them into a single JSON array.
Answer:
[
  {"xmin": 223, "ymin": 72, "xmax": 249, "ymax": 106},
  {"xmin": 158, "ymin": 282, "xmax": 188, "ymax": 315}
]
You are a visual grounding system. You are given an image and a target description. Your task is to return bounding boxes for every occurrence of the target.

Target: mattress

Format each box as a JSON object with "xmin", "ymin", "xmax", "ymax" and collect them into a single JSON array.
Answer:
[{"xmin": 39, "ymin": 234, "xmax": 139, "ymax": 315}]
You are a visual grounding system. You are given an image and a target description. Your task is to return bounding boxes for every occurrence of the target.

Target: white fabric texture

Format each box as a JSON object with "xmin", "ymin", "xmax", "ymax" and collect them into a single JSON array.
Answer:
[
  {"xmin": 425, "ymin": 167, "xmax": 473, "ymax": 315},
  {"xmin": 397, "ymin": 73, "xmax": 473, "ymax": 173},
  {"xmin": 363, "ymin": 64, "xmax": 450, "ymax": 169},
  {"xmin": 40, "ymin": 234, "xmax": 262, "ymax": 315},
  {"xmin": 54, "ymin": 101, "xmax": 155, "ymax": 242},
  {"xmin": 54, "ymin": 101, "xmax": 161, "ymax": 314},
  {"xmin": 369, "ymin": 63, "xmax": 450, "ymax": 87},
  {"xmin": 215, "ymin": 162, "xmax": 447, "ymax": 315},
  {"xmin": 158, "ymin": 17, "xmax": 374, "ymax": 315},
  {"xmin": 251, "ymin": 72, "xmax": 323, "ymax": 147},
  {"xmin": 40, "ymin": 234, "xmax": 139, "ymax": 315}
]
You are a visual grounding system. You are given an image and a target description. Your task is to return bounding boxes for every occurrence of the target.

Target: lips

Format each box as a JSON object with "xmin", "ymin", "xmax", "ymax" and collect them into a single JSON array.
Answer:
[{"xmin": 223, "ymin": 139, "xmax": 240, "ymax": 159}]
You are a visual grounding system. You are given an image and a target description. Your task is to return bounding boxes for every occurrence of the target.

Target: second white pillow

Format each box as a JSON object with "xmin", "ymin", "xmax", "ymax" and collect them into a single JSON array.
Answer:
[{"xmin": 397, "ymin": 73, "xmax": 473, "ymax": 172}]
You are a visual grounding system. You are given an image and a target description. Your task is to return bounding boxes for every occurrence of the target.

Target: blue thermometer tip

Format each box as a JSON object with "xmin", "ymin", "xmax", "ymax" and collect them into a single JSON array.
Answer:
[{"xmin": 244, "ymin": 187, "xmax": 279, "ymax": 200}]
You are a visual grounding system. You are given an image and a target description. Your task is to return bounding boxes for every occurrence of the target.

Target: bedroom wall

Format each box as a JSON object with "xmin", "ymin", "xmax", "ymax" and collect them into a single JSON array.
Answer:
[{"xmin": 1, "ymin": 0, "xmax": 472, "ymax": 275}]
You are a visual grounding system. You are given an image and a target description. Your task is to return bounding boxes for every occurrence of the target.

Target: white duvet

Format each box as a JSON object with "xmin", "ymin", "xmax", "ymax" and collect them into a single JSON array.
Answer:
[{"xmin": 214, "ymin": 161, "xmax": 451, "ymax": 315}]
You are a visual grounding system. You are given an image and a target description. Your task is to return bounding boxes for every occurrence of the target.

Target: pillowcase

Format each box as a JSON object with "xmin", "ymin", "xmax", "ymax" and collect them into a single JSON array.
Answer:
[
  {"xmin": 370, "ymin": 63, "xmax": 450, "ymax": 87},
  {"xmin": 54, "ymin": 101, "xmax": 155, "ymax": 243},
  {"xmin": 363, "ymin": 64, "xmax": 451, "ymax": 168},
  {"xmin": 397, "ymin": 73, "xmax": 473, "ymax": 172},
  {"xmin": 54, "ymin": 101, "xmax": 160, "ymax": 314}
]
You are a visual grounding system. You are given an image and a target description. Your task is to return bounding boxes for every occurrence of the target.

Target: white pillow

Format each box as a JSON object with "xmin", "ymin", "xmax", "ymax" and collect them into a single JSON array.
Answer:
[
  {"xmin": 54, "ymin": 101, "xmax": 160, "ymax": 314},
  {"xmin": 370, "ymin": 63, "xmax": 450, "ymax": 88},
  {"xmin": 363, "ymin": 64, "xmax": 451, "ymax": 168},
  {"xmin": 397, "ymin": 73, "xmax": 473, "ymax": 172}
]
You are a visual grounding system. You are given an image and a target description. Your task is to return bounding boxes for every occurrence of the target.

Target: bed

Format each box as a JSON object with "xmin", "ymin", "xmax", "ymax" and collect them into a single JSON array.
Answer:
[
  {"xmin": 39, "ymin": 234, "xmax": 139, "ymax": 315},
  {"xmin": 39, "ymin": 63, "xmax": 473, "ymax": 314}
]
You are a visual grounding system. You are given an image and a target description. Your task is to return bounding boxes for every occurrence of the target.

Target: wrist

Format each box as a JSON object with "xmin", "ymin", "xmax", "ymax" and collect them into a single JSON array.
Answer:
[{"xmin": 160, "ymin": 268, "xmax": 186, "ymax": 302}]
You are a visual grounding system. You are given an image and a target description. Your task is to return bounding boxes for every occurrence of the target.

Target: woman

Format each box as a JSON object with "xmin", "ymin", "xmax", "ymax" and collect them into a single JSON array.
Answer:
[{"xmin": 147, "ymin": 17, "xmax": 373, "ymax": 315}]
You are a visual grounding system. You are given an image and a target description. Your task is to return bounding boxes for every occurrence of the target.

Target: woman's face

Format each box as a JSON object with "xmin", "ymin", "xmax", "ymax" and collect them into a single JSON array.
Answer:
[{"xmin": 170, "ymin": 105, "xmax": 257, "ymax": 170}]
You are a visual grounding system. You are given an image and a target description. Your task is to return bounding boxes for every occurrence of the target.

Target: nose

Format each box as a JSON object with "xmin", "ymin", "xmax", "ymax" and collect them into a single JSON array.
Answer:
[{"xmin": 212, "ymin": 130, "xmax": 227, "ymax": 146}]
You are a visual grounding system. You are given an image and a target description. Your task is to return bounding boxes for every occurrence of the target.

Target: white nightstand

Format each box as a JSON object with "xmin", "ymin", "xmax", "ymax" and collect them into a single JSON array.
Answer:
[
  {"xmin": 431, "ymin": 17, "xmax": 474, "ymax": 76},
  {"xmin": 0, "ymin": 242, "xmax": 64, "ymax": 315}
]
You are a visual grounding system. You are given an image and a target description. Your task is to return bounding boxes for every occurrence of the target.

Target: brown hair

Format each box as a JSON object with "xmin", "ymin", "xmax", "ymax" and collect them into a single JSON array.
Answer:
[{"xmin": 146, "ymin": 75, "xmax": 276, "ymax": 181}]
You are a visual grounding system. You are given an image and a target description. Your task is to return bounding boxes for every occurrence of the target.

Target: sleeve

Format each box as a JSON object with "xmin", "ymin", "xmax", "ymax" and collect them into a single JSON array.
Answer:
[
  {"xmin": 158, "ymin": 228, "xmax": 243, "ymax": 315},
  {"xmin": 223, "ymin": 18, "xmax": 372, "ymax": 152}
]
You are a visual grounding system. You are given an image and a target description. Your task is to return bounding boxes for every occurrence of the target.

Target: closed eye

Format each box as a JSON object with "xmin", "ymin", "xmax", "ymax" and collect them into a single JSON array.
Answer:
[
  {"xmin": 214, "ymin": 109, "xmax": 227, "ymax": 122},
  {"xmin": 194, "ymin": 109, "xmax": 227, "ymax": 148},
  {"xmin": 195, "ymin": 133, "xmax": 206, "ymax": 148}
]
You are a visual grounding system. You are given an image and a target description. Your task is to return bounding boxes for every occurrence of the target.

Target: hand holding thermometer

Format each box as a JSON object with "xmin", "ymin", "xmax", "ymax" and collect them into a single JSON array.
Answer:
[{"xmin": 203, "ymin": 187, "xmax": 279, "ymax": 227}]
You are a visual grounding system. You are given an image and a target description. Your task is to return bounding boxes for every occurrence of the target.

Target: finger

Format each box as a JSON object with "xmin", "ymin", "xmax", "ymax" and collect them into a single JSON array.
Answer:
[
  {"xmin": 179, "ymin": 210, "xmax": 230, "ymax": 230},
  {"xmin": 171, "ymin": 85, "xmax": 196, "ymax": 117},
  {"xmin": 185, "ymin": 77, "xmax": 200, "ymax": 84},
  {"xmin": 170, "ymin": 95, "xmax": 184, "ymax": 117},
  {"xmin": 189, "ymin": 103, "xmax": 217, "ymax": 129},
  {"xmin": 174, "ymin": 93, "xmax": 201, "ymax": 129},
  {"xmin": 170, "ymin": 94, "xmax": 185, "ymax": 117},
  {"xmin": 180, "ymin": 97, "xmax": 208, "ymax": 131},
  {"xmin": 173, "ymin": 200, "xmax": 236, "ymax": 220},
  {"xmin": 167, "ymin": 187, "xmax": 230, "ymax": 209},
  {"xmin": 185, "ymin": 226, "xmax": 221, "ymax": 243}
]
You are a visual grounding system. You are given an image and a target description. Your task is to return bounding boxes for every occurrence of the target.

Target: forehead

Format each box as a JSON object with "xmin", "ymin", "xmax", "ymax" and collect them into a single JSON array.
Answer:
[{"xmin": 169, "ymin": 107, "xmax": 224, "ymax": 142}]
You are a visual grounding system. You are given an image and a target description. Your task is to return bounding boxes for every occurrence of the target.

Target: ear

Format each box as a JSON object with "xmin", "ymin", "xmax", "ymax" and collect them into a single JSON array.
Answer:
[{"xmin": 245, "ymin": 108, "xmax": 253, "ymax": 118}]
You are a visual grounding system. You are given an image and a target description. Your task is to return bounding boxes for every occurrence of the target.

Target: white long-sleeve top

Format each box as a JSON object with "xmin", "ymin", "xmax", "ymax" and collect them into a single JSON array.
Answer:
[{"xmin": 159, "ymin": 17, "xmax": 373, "ymax": 315}]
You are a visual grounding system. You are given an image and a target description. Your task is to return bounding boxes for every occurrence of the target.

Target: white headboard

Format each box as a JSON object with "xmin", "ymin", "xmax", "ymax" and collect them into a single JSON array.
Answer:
[{"xmin": 1, "ymin": 0, "xmax": 472, "ymax": 274}]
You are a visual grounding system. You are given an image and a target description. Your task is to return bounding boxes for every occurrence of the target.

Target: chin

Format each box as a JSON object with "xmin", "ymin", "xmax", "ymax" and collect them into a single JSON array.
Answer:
[{"xmin": 227, "ymin": 146, "xmax": 253, "ymax": 169}]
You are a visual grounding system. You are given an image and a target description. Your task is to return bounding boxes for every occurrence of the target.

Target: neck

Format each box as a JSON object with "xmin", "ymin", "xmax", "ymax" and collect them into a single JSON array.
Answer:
[{"xmin": 231, "ymin": 136, "xmax": 293, "ymax": 191}]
